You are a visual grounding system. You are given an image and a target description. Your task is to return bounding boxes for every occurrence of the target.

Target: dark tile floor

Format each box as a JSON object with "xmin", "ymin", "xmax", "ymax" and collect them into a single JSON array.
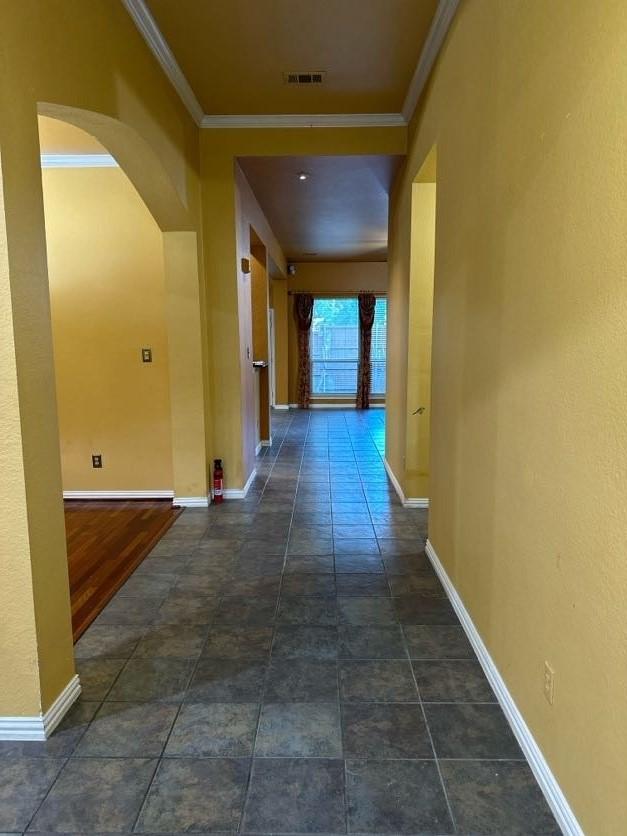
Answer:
[{"xmin": 0, "ymin": 409, "xmax": 560, "ymax": 835}]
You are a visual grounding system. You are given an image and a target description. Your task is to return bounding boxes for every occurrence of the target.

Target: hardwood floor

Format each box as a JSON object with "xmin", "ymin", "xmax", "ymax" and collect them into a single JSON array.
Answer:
[{"xmin": 65, "ymin": 499, "xmax": 182, "ymax": 641}]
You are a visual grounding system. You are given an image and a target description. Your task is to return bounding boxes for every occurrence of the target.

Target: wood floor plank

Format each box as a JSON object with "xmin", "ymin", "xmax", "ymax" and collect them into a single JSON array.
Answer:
[{"xmin": 64, "ymin": 499, "xmax": 182, "ymax": 641}]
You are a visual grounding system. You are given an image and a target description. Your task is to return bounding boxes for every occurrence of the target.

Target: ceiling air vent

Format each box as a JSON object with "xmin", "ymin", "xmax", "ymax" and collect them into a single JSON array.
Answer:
[{"xmin": 284, "ymin": 71, "xmax": 326, "ymax": 85}]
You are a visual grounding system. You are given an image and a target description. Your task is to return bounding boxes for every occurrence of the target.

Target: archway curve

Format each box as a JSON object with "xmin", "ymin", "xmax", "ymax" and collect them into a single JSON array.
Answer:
[{"xmin": 38, "ymin": 102, "xmax": 194, "ymax": 233}]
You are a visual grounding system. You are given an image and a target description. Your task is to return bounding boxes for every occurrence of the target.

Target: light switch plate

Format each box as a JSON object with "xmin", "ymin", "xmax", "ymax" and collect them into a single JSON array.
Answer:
[{"xmin": 142, "ymin": 348, "xmax": 152, "ymax": 363}]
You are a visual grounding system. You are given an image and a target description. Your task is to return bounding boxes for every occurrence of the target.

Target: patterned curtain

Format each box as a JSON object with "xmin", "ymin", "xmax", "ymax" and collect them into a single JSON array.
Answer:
[
  {"xmin": 356, "ymin": 293, "xmax": 377, "ymax": 409},
  {"xmin": 294, "ymin": 293, "xmax": 314, "ymax": 408}
]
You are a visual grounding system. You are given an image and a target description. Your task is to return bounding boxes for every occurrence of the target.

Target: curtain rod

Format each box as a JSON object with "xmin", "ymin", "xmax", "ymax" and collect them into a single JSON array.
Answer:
[{"xmin": 287, "ymin": 290, "xmax": 386, "ymax": 296}]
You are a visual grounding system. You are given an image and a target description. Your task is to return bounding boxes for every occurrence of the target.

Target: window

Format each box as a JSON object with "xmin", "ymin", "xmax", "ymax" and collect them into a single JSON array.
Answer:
[
  {"xmin": 371, "ymin": 297, "xmax": 387, "ymax": 395},
  {"xmin": 310, "ymin": 296, "xmax": 387, "ymax": 396},
  {"xmin": 311, "ymin": 298, "xmax": 359, "ymax": 395}
]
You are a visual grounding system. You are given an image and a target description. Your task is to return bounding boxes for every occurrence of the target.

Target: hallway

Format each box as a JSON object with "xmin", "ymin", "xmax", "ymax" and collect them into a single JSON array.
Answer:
[{"xmin": 1, "ymin": 410, "xmax": 557, "ymax": 834}]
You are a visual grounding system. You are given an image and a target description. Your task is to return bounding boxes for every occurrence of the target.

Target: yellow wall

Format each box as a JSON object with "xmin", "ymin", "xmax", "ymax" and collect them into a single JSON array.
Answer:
[
  {"xmin": 43, "ymin": 166, "xmax": 173, "ymax": 491},
  {"xmin": 0, "ymin": 154, "xmax": 53, "ymax": 716},
  {"xmin": 386, "ymin": 1, "xmax": 627, "ymax": 831},
  {"xmin": 287, "ymin": 262, "xmax": 388, "ymax": 403},
  {"xmin": 251, "ymin": 249, "xmax": 270, "ymax": 365},
  {"xmin": 163, "ymin": 230, "xmax": 208, "ymax": 500},
  {"xmin": 403, "ymin": 180, "xmax": 435, "ymax": 499},
  {"xmin": 0, "ymin": 0, "xmax": 202, "ymax": 716},
  {"xmin": 234, "ymin": 166, "xmax": 285, "ymax": 484},
  {"xmin": 270, "ymin": 279, "xmax": 289, "ymax": 407},
  {"xmin": 1, "ymin": 0, "xmax": 404, "ymax": 718}
]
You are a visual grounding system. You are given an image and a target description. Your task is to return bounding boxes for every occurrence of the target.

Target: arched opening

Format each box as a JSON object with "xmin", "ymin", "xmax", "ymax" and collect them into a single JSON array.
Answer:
[
  {"xmin": 38, "ymin": 114, "xmax": 180, "ymax": 638},
  {"xmin": 36, "ymin": 108, "xmax": 208, "ymax": 642}
]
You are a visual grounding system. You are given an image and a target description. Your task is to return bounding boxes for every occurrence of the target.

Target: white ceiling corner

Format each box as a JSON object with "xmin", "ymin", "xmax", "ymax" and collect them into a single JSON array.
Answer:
[
  {"xmin": 401, "ymin": 0, "xmax": 460, "ymax": 121},
  {"xmin": 200, "ymin": 113, "xmax": 407, "ymax": 129},
  {"xmin": 120, "ymin": 0, "xmax": 204, "ymax": 126}
]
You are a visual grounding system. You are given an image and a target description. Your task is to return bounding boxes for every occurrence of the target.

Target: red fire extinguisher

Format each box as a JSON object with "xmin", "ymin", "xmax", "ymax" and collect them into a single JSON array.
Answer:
[{"xmin": 213, "ymin": 459, "xmax": 224, "ymax": 504}]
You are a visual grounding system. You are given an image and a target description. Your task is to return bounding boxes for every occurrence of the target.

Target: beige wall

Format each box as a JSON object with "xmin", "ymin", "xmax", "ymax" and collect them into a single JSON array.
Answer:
[
  {"xmin": 386, "ymin": 1, "xmax": 627, "ymax": 831},
  {"xmin": 43, "ymin": 166, "xmax": 173, "ymax": 491},
  {"xmin": 287, "ymin": 262, "xmax": 388, "ymax": 403}
]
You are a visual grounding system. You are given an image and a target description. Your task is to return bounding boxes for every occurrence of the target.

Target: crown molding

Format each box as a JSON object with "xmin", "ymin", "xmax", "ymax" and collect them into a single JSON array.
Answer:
[
  {"xmin": 402, "ymin": 0, "xmax": 460, "ymax": 122},
  {"xmin": 40, "ymin": 154, "xmax": 118, "ymax": 168},
  {"xmin": 121, "ymin": 0, "xmax": 204, "ymax": 126},
  {"xmin": 201, "ymin": 112, "xmax": 406, "ymax": 129},
  {"xmin": 121, "ymin": 0, "xmax": 457, "ymax": 130}
]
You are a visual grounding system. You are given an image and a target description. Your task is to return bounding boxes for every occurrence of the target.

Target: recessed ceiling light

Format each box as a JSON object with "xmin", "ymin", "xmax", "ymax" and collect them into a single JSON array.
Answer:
[{"xmin": 298, "ymin": 172, "xmax": 309, "ymax": 181}]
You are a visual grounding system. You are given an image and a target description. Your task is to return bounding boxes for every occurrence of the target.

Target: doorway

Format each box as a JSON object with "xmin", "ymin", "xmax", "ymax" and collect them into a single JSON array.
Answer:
[
  {"xmin": 404, "ymin": 146, "xmax": 437, "ymax": 503},
  {"xmin": 37, "ymin": 114, "xmax": 181, "ymax": 638},
  {"xmin": 268, "ymin": 307, "xmax": 276, "ymax": 407}
]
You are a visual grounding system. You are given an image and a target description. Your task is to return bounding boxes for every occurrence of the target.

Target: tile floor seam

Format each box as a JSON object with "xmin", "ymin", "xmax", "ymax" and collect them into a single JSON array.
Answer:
[
  {"xmin": 13, "ymin": 409, "xmax": 558, "ymax": 836},
  {"xmin": 21, "ymin": 755, "xmax": 72, "ymax": 834},
  {"xmin": 406, "ymin": 626, "xmax": 459, "ymax": 835},
  {"xmin": 240, "ymin": 408, "xmax": 306, "ymax": 833}
]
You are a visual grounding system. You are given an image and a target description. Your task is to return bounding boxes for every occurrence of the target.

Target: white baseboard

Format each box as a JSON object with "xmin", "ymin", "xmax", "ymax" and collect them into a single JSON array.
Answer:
[
  {"xmin": 402, "ymin": 497, "xmax": 429, "ymax": 508},
  {"xmin": 287, "ymin": 402, "xmax": 385, "ymax": 410},
  {"xmin": 223, "ymin": 467, "xmax": 257, "ymax": 499},
  {"xmin": 273, "ymin": 404, "xmax": 289, "ymax": 411},
  {"xmin": 383, "ymin": 458, "xmax": 429, "ymax": 509},
  {"xmin": 63, "ymin": 490, "xmax": 173, "ymax": 500},
  {"xmin": 425, "ymin": 539, "xmax": 583, "ymax": 836},
  {"xmin": 173, "ymin": 496, "xmax": 209, "ymax": 508},
  {"xmin": 261, "ymin": 438, "xmax": 272, "ymax": 446},
  {"xmin": 310, "ymin": 402, "xmax": 356, "ymax": 409},
  {"xmin": 0, "ymin": 674, "xmax": 81, "ymax": 741},
  {"xmin": 255, "ymin": 442, "xmax": 262, "ymax": 456}
]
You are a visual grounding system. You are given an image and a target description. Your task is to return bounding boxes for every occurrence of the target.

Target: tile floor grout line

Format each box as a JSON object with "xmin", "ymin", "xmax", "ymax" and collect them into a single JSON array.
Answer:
[
  {"xmin": 20, "ymin": 409, "xmax": 556, "ymax": 835},
  {"xmin": 139, "ymin": 415, "xmax": 290, "ymax": 835},
  {"xmin": 126, "ymin": 616, "xmax": 202, "ymax": 833},
  {"xmin": 127, "ymin": 751, "xmax": 162, "ymax": 834},
  {"xmin": 406, "ymin": 630, "xmax": 459, "ymax": 835},
  {"xmin": 238, "ymin": 407, "xmax": 306, "ymax": 834},
  {"xmin": 19, "ymin": 670, "xmax": 124, "ymax": 834},
  {"xmin": 21, "ymin": 754, "xmax": 73, "ymax": 833}
]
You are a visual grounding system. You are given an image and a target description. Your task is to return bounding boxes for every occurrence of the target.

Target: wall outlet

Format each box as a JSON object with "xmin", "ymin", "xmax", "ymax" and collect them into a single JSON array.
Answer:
[
  {"xmin": 543, "ymin": 661, "xmax": 555, "ymax": 705},
  {"xmin": 92, "ymin": 454, "xmax": 102, "ymax": 468},
  {"xmin": 141, "ymin": 347, "xmax": 152, "ymax": 363}
]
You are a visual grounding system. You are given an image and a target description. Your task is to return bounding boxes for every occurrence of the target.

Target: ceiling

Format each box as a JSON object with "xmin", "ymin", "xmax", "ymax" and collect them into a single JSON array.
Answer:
[
  {"xmin": 37, "ymin": 119, "xmax": 400, "ymax": 262},
  {"xmin": 238, "ymin": 155, "xmax": 401, "ymax": 262},
  {"xmin": 144, "ymin": 0, "xmax": 439, "ymax": 117}
]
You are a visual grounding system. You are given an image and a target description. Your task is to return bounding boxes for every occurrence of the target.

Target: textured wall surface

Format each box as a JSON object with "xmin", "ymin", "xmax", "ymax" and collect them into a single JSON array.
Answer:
[
  {"xmin": 387, "ymin": 1, "xmax": 627, "ymax": 831},
  {"xmin": 44, "ymin": 166, "xmax": 173, "ymax": 491},
  {"xmin": 0, "ymin": 0, "xmax": 200, "ymax": 715}
]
